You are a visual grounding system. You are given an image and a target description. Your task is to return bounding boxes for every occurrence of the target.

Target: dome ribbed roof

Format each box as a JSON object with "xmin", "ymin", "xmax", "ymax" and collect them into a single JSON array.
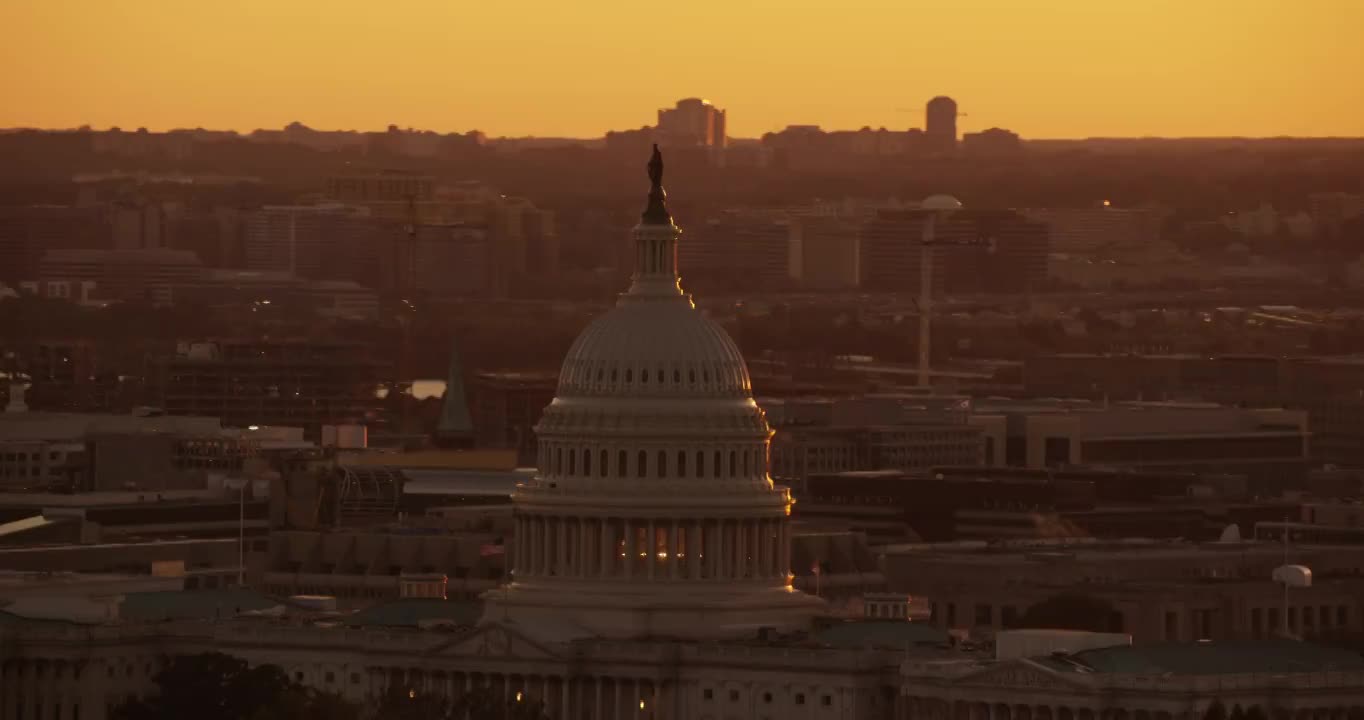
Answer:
[{"xmin": 556, "ymin": 299, "xmax": 751, "ymax": 399}]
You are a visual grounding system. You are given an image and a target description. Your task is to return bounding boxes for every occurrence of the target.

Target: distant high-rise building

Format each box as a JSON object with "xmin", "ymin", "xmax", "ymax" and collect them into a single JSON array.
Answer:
[
  {"xmin": 962, "ymin": 127, "xmax": 1022, "ymax": 155},
  {"xmin": 0, "ymin": 206, "xmax": 107, "ymax": 284},
  {"xmin": 655, "ymin": 97, "xmax": 727, "ymax": 161},
  {"xmin": 925, "ymin": 96, "xmax": 958, "ymax": 151}
]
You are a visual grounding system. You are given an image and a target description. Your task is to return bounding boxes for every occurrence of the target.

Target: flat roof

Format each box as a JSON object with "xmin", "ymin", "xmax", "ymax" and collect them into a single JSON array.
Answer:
[{"xmin": 1036, "ymin": 639, "xmax": 1364, "ymax": 675}]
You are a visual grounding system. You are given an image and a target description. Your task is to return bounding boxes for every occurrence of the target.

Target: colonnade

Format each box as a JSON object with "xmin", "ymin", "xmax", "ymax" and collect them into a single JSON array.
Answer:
[
  {"xmin": 513, "ymin": 515, "xmax": 791, "ymax": 582},
  {"xmin": 378, "ymin": 667, "xmax": 665, "ymax": 720}
]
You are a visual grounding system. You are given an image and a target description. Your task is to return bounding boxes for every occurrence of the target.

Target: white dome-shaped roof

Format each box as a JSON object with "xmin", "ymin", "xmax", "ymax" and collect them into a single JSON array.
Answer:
[
  {"xmin": 922, "ymin": 194, "xmax": 963, "ymax": 210},
  {"xmin": 556, "ymin": 299, "xmax": 751, "ymax": 398}
]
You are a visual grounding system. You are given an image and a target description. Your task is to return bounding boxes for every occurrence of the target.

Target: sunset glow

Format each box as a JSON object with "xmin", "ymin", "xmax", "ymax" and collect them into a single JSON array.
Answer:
[{"xmin": 3, "ymin": 0, "xmax": 1362, "ymax": 138}]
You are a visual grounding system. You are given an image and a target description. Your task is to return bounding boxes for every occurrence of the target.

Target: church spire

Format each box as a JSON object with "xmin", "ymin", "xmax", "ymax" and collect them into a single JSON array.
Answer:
[{"xmin": 641, "ymin": 144, "xmax": 671, "ymax": 225}]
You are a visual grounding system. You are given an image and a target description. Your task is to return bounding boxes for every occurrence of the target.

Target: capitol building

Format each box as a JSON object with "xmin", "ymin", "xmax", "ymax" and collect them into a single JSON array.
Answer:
[{"xmin": 4, "ymin": 149, "xmax": 1364, "ymax": 720}]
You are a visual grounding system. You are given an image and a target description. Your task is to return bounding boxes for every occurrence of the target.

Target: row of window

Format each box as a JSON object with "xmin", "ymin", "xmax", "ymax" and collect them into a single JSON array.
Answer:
[
  {"xmin": 701, "ymin": 687, "xmax": 833, "ymax": 707},
  {"xmin": 545, "ymin": 446, "xmax": 764, "ymax": 480},
  {"xmin": 565, "ymin": 362, "xmax": 743, "ymax": 391}
]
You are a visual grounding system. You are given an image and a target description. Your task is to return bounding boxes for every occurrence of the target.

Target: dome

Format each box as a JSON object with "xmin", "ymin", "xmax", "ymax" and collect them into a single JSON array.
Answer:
[
  {"xmin": 921, "ymin": 194, "xmax": 963, "ymax": 210},
  {"xmin": 556, "ymin": 300, "xmax": 750, "ymax": 399}
]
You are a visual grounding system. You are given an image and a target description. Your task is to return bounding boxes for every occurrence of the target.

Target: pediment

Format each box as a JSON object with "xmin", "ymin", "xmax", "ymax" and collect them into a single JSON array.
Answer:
[
  {"xmin": 958, "ymin": 660, "xmax": 1087, "ymax": 692},
  {"xmin": 431, "ymin": 622, "xmax": 560, "ymax": 661}
]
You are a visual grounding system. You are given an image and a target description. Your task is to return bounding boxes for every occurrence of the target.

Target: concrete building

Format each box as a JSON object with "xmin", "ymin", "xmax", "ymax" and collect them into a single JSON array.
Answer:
[
  {"xmin": 468, "ymin": 371, "xmax": 558, "ymax": 466},
  {"xmin": 243, "ymin": 204, "xmax": 381, "ymax": 281},
  {"xmin": 961, "ymin": 128, "xmax": 1022, "ymax": 156},
  {"xmin": 970, "ymin": 400, "xmax": 1310, "ymax": 495},
  {"xmin": 0, "ymin": 205, "xmax": 107, "ymax": 284},
  {"xmin": 681, "ymin": 210, "xmax": 794, "ymax": 290},
  {"xmin": 925, "ymin": 97, "xmax": 958, "ymax": 152},
  {"xmin": 656, "ymin": 97, "xmax": 726, "ymax": 154},
  {"xmin": 791, "ymin": 215, "xmax": 862, "ymax": 290},
  {"xmin": 150, "ymin": 339, "xmax": 388, "ymax": 438},
  {"xmin": 860, "ymin": 208, "xmax": 1049, "ymax": 295},
  {"xmin": 882, "ymin": 538, "xmax": 1364, "ymax": 644},
  {"xmin": 1021, "ymin": 207, "xmax": 1164, "ymax": 253},
  {"xmin": 37, "ymin": 248, "xmax": 202, "ymax": 306}
]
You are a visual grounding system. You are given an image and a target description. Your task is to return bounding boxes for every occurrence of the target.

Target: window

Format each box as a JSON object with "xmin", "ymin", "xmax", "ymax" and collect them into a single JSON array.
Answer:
[
  {"xmin": 795, "ymin": 694, "xmax": 806, "ymax": 705},
  {"xmin": 351, "ymin": 673, "xmax": 361, "ymax": 685},
  {"xmin": 822, "ymin": 695, "xmax": 833, "ymax": 707},
  {"xmin": 975, "ymin": 604, "xmax": 993, "ymax": 627},
  {"xmin": 730, "ymin": 451, "xmax": 737, "ymax": 476},
  {"xmin": 703, "ymin": 689, "xmax": 713, "ymax": 701},
  {"xmin": 696, "ymin": 451, "xmax": 705, "ymax": 478},
  {"xmin": 568, "ymin": 449, "xmax": 576, "ymax": 476},
  {"xmin": 744, "ymin": 451, "xmax": 751, "ymax": 476},
  {"xmin": 325, "ymin": 672, "xmax": 335, "ymax": 683},
  {"xmin": 637, "ymin": 451, "xmax": 648, "ymax": 478},
  {"xmin": 657, "ymin": 451, "xmax": 667, "ymax": 478},
  {"xmin": 713, "ymin": 451, "xmax": 721, "ymax": 478},
  {"xmin": 294, "ymin": 672, "xmax": 304, "ymax": 681},
  {"xmin": 583, "ymin": 450, "xmax": 592, "ymax": 475},
  {"xmin": 762, "ymin": 692, "xmax": 772, "ymax": 704},
  {"xmin": 656, "ymin": 369, "xmax": 664, "ymax": 383},
  {"xmin": 600, "ymin": 450, "xmax": 608, "ymax": 477},
  {"xmin": 678, "ymin": 451, "xmax": 687, "ymax": 476},
  {"xmin": 674, "ymin": 370, "xmax": 681, "ymax": 383},
  {"xmin": 555, "ymin": 448, "xmax": 563, "ymax": 475},
  {"xmin": 729, "ymin": 690, "xmax": 740, "ymax": 702},
  {"xmin": 641, "ymin": 368, "xmax": 648, "ymax": 384},
  {"xmin": 625, "ymin": 369, "xmax": 632, "ymax": 383},
  {"xmin": 619, "ymin": 450, "xmax": 628, "ymax": 476}
]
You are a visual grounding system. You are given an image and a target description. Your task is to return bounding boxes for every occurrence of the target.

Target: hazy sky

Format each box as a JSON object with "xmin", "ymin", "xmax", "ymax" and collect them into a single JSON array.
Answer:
[{"xmin": 4, "ymin": 0, "xmax": 1362, "ymax": 139}]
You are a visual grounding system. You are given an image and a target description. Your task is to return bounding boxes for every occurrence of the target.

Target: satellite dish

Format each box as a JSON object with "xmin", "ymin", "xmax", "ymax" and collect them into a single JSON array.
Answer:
[{"xmin": 1216, "ymin": 524, "xmax": 1241, "ymax": 543}]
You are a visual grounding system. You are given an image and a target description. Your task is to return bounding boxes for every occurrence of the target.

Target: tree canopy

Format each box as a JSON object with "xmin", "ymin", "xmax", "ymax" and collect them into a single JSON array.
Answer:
[
  {"xmin": 1012, "ymin": 592, "xmax": 1124, "ymax": 633},
  {"xmin": 112, "ymin": 653, "xmax": 357, "ymax": 720}
]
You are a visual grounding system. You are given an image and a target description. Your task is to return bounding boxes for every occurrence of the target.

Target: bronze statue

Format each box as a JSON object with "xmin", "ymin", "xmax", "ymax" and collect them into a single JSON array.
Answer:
[
  {"xmin": 641, "ymin": 143, "xmax": 671, "ymax": 224},
  {"xmin": 648, "ymin": 143, "xmax": 664, "ymax": 189}
]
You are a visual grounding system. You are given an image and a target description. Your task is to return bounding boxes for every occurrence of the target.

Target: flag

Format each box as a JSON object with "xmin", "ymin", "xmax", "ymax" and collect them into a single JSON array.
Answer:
[
  {"xmin": 480, "ymin": 543, "xmax": 505, "ymax": 557},
  {"xmin": 810, "ymin": 560, "xmax": 822, "ymax": 575}
]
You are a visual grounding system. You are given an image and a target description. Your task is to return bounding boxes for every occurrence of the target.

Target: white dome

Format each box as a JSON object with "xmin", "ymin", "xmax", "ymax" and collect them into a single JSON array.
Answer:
[
  {"xmin": 556, "ymin": 299, "xmax": 750, "ymax": 398},
  {"xmin": 483, "ymin": 148, "xmax": 823, "ymax": 640},
  {"xmin": 922, "ymin": 194, "xmax": 963, "ymax": 210}
]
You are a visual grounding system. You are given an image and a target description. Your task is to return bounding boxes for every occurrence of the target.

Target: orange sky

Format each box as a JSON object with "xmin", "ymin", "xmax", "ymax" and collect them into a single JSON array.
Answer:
[{"xmin": 3, "ymin": 0, "xmax": 1362, "ymax": 139}]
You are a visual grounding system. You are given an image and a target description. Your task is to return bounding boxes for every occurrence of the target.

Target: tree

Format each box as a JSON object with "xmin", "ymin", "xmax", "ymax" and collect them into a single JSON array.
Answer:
[
  {"xmin": 1203, "ymin": 701, "xmax": 1227, "ymax": 720},
  {"xmin": 113, "ymin": 653, "xmax": 354, "ymax": 720},
  {"xmin": 1013, "ymin": 593, "xmax": 1123, "ymax": 633}
]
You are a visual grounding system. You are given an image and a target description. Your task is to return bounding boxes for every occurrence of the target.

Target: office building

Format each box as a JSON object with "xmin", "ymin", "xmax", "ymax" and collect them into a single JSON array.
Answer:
[
  {"xmin": 38, "ymin": 248, "xmax": 202, "ymax": 306},
  {"xmin": 925, "ymin": 96, "xmax": 958, "ymax": 152},
  {"xmin": 859, "ymin": 208, "xmax": 1049, "ymax": 294}
]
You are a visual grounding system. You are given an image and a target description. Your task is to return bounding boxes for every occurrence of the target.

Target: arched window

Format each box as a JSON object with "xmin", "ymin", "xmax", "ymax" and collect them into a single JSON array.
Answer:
[
  {"xmin": 583, "ymin": 449, "xmax": 592, "ymax": 476},
  {"xmin": 678, "ymin": 451, "xmax": 687, "ymax": 477},
  {"xmin": 599, "ymin": 449, "xmax": 608, "ymax": 477},
  {"xmin": 657, "ymin": 369, "xmax": 664, "ymax": 383},
  {"xmin": 637, "ymin": 450, "xmax": 648, "ymax": 479},
  {"xmin": 696, "ymin": 451, "xmax": 705, "ymax": 478},
  {"xmin": 555, "ymin": 447, "xmax": 563, "ymax": 475},
  {"xmin": 618, "ymin": 450, "xmax": 628, "ymax": 476},
  {"xmin": 729, "ymin": 450, "xmax": 736, "ymax": 476},
  {"xmin": 743, "ymin": 450, "xmax": 751, "ymax": 476},
  {"xmin": 641, "ymin": 368, "xmax": 648, "ymax": 384},
  {"xmin": 673, "ymin": 370, "xmax": 681, "ymax": 384},
  {"xmin": 657, "ymin": 451, "xmax": 667, "ymax": 478},
  {"xmin": 597, "ymin": 369, "xmax": 604, "ymax": 382},
  {"xmin": 713, "ymin": 451, "xmax": 721, "ymax": 478},
  {"xmin": 568, "ymin": 449, "xmax": 576, "ymax": 476},
  {"xmin": 689, "ymin": 369, "xmax": 696, "ymax": 384},
  {"xmin": 625, "ymin": 369, "xmax": 632, "ymax": 383}
]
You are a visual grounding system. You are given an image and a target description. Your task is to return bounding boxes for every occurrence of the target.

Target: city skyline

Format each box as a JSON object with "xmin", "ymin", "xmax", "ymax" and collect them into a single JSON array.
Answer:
[{"xmin": 4, "ymin": 0, "xmax": 1363, "ymax": 140}]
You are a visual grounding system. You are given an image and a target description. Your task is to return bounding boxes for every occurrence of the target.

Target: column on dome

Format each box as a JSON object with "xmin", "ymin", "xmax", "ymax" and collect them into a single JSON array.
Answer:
[
  {"xmin": 600, "ymin": 518, "xmax": 612, "ymax": 577},
  {"xmin": 757, "ymin": 518, "xmax": 769, "ymax": 577},
  {"xmin": 690, "ymin": 520, "xmax": 703, "ymax": 580},
  {"xmin": 715, "ymin": 520, "xmax": 727, "ymax": 579},
  {"xmin": 669, "ymin": 521, "xmax": 680, "ymax": 579},
  {"xmin": 780, "ymin": 521, "xmax": 791, "ymax": 580},
  {"xmin": 646, "ymin": 518, "xmax": 657, "ymax": 578},
  {"xmin": 557, "ymin": 517, "xmax": 568, "ymax": 576},
  {"xmin": 580, "ymin": 518, "xmax": 592, "ymax": 577},
  {"xmin": 624, "ymin": 519, "xmax": 636, "ymax": 579}
]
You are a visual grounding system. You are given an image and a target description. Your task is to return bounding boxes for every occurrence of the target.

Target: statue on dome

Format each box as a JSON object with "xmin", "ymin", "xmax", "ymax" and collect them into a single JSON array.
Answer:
[
  {"xmin": 648, "ymin": 143, "xmax": 664, "ymax": 188},
  {"xmin": 642, "ymin": 143, "xmax": 671, "ymax": 223}
]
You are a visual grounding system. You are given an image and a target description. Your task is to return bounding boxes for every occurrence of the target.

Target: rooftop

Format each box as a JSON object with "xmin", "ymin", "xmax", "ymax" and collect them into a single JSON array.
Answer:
[
  {"xmin": 343, "ymin": 597, "xmax": 483, "ymax": 628},
  {"xmin": 1035, "ymin": 639, "xmax": 1364, "ymax": 675}
]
